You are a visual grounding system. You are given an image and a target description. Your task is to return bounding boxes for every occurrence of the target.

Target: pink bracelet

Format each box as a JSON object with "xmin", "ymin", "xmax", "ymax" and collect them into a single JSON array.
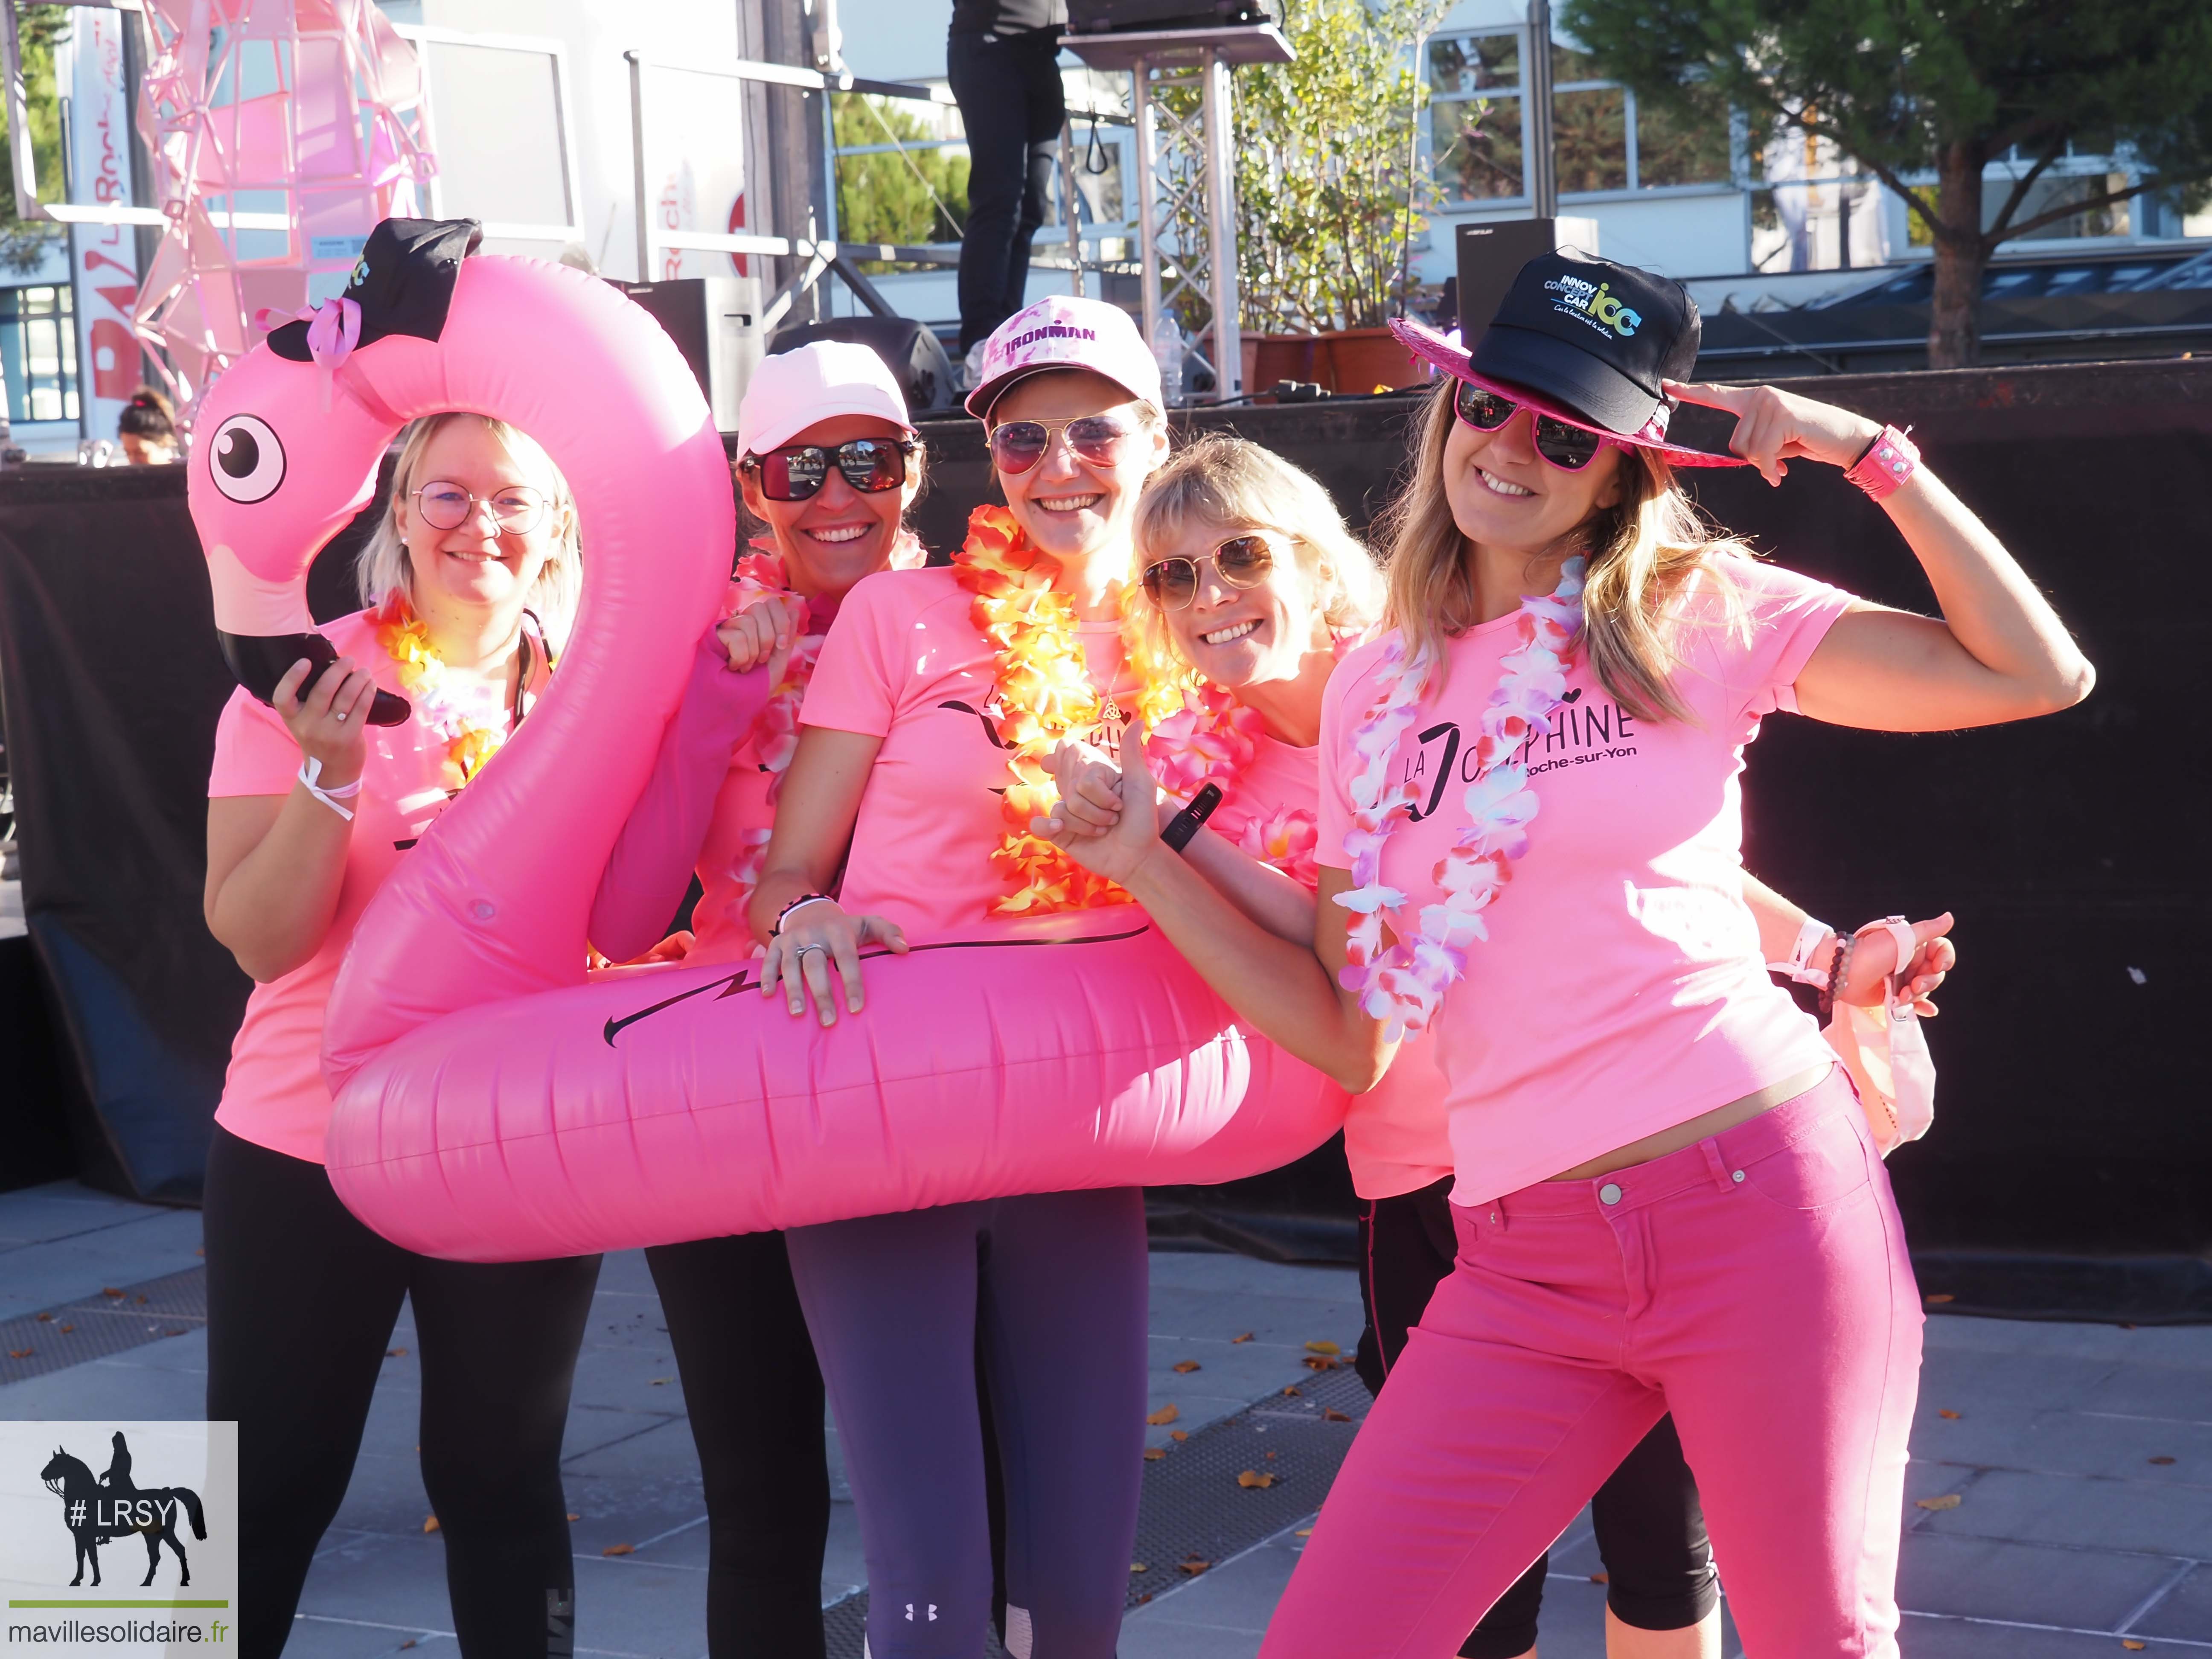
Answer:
[{"xmin": 1845, "ymin": 425, "xmax": 1919, "ymax": 501}]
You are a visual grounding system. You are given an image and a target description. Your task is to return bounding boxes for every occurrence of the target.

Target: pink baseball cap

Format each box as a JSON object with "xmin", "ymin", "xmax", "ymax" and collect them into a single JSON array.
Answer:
[
  {"xmin": 739, "ymin": 340, "xmax": 914, "ymax": 458},
  {"xmin": 963, "ymin": 295, "xmax": 1163, "ymax": 420}
]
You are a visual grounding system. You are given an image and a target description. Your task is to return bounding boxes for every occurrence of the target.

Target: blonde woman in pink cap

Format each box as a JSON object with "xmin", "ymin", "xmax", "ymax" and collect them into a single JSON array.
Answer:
[
  {"xmin": 586, "ymin": 339, "xmax": 928, "ymax": 1659},
  {"xmin": 738, "ymin": 294, "xmax": 1171, "ymax": 1659}
]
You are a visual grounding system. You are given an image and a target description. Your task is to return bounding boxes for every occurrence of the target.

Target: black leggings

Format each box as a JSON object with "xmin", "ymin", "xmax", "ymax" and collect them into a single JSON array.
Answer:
[
  {"xmin": 1355, "ymin": 1178, "xmax": 1718, "ymax": 1659},
  {"xmin": 203, "ymin": 1127, "xmax": 601, "ymax": 1659},
  {"xmin": 644, "ymin": 1234, "xmax": 831, "ymax": 1659}
]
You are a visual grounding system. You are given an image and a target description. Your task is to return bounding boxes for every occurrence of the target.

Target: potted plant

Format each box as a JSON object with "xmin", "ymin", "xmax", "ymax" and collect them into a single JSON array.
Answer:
[{"xmin": 1172, "ymin": 0, "xmax": 1448, "ymax": 394}]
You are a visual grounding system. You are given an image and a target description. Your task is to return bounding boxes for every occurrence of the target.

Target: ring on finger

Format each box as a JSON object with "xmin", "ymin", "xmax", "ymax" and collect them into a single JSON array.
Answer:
[
  {"xmin": 335, "ymin": 710, "xmax": 349, "ymax": 722},
  {"xmin": 793, "ymin": 943, "xmax": 827, "ymax": 960}
]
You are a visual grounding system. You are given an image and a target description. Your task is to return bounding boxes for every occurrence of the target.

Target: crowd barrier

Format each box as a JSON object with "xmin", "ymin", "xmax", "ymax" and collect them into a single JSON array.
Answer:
[{"xmin": 1, "ymin": 355, "xmax": 2203, "ymax": 1316}]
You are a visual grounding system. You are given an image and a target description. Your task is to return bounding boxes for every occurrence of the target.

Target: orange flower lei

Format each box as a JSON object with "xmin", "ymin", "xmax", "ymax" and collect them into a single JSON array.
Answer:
[
  {"xmin": 374, "ymin": 600, "xmax": 542, "ymax": 792},
  {"xmin": 954, "ymin": 505, "xmax": 1273, "ymax": 915}
]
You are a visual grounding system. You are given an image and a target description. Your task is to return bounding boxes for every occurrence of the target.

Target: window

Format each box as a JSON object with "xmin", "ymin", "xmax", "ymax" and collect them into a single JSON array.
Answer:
[
  {"xmin": 1426, "ymin": 32, "xmax": 1731, "ymax": 203},
  {"xmin": 0, "ymin": 285, "xmax": 78, "ymax": 424}
]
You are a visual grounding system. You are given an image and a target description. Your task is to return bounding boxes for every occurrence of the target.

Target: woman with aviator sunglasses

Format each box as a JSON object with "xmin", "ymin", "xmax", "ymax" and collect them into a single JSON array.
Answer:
[
  {"xmin": 732, "ymin": 295, "xmax": 1169, "ymax": 1659},
  {"xmin": 1027, "ymin": 250, "xmax": 2087, "ymax": 1656},
  {"xmin": 1048, "ymin": 434, "xmax": 1959, "ymax": 1659},
  {"xmin": 587, "ymin": 341, "xmax": 929, "ymax": 1659}
]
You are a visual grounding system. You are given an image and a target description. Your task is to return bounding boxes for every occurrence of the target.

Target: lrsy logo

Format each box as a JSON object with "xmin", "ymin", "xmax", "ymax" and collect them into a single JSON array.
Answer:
[
  {"xmin": 36, "ymin": 1433, "xmax": 209, "ymax": 1589},
  {"xmin": 1543, "ymin": 274, "xmax": 1642, "ymax": 338}
]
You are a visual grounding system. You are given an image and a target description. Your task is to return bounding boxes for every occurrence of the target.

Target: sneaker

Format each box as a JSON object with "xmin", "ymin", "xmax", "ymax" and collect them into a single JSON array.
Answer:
[{"xmin": 961, "ymin": 338, "xmax": 990, "ymax": 393}]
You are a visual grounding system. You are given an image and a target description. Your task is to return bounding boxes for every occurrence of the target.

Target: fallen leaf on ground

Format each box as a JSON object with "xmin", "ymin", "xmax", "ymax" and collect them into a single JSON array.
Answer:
[
  {"xmin": 1324, "ymin": 1409, "xmax": 1353, "ymax": 1423},
  {"xmin": 603, "ymin": 1543, "xmax": 634, "ymax": 1557},
  {"xmin": 1938, "ymin": 1410, "xmax": 1961, "ymax": 1420},
  {"xmin": 136, "ymin": 1295, "xmax": 148, "ymax": 1304},
  {"xmin": 1281, "ymin": 1385, "xmax": 1302, "ymax": 1397},
  {"xmin": 1173, "ymin": 1360, "xmax": 1202, "ymax": 1373},
  {"xmin": 1147, "ymin": 1404, "xmax": 1180, "ymax": 1426},
  {"xmin": 1303, "ymin": 1356, "xmax": 1340, "ymax": 1372},
  {"xmin": 2123, "ymin": 1643, "xmax": 2147, "ymax": 1651},
  {"xmin": 1590, "ymin": 1572, "xmax": 1609, "ymax": 1585},
  {"xmin": 1231, "ymin": 1332, "xmax": 1253, "ymax": 1343},
  {"xmin": 1130, "ymin": 1563, "xmax": 1147, "ymax": 1573},
  {"xmin": 163, "ymin": 1327, "xmax": 186, "ymax": 1337},
  {"xmin": 651, "ymin": 1377, "xmax": 673, "ymax": 1386},
  {"xmin": 2149, "ymin": 1456, "xmax": 2176, "ymax": 1466},
  {"xmin": 1135, "ymin": 1593, "xmax": 1152, "ymax": 1605},
  {"xmin": 1238, "ymin": 1470, "xmax": 1275, "ymax": 1489},
  {"xmin": 1915, "ymin": 1494, "xmax": 1962, "ymax": 1511},
  {"xmin": 57, "ymin": 1324, "xmax": 72, "ymax": 1333},
  {"xmin": 1305, "ymin": 1340, "xmax": 1341, "ymax": 1355},
  {"xmin": 1924, "ymin": 1293, "xmax": 1955, "ymax": 1304},
  {"xmin": 399, "ymin": 1642, "xmax": 416, "ymax": 1650},
  {"xmin": 387, "ymin": 1348, "xmax": 408, "ymax": 1358},
  {"xmin": 422, "ymin": 1516, "xmax": 440, "ymax": 1534},
  {"xmin": 1170, "ymin": 1430, "xmax": 1188, "ymax": 1441},
  {"xmin": 1143, "ymin": 1447, "xmax": 1166, "ymax": 1461},
  {"xmin": 1179, "ymin": 1557, "xmax": 1210, "ymax": 1574},
  {"xmin": 1265, "ymin": 1451, "xmax": 1277, "ymax": 1460},
  {"xmin": 7, "ymin": 1349, "xmax": 31, "ymax": 1359},
  {"xmin": 102, "ymin": 1288, "xmax": 123, "ymax": 1298},
  {"xmin": 1295, "ymin": 1528, "xmax": 1313, "ymax": 1538},
  {"xmin": 36, "ymin": 1313, "xmax": 51, "ymax": 1322}
]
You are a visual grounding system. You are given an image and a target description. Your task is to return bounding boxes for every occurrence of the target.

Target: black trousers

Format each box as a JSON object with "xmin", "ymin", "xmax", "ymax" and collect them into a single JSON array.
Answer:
[
  {"xmin": 1355, "ymin": 1177, "xmax": 1719, "ymax": 1659},
  {"xmin": 947, "ymin": 27, "xmax": 1065, "ymax": 352},
  {"xmin": 645, "ymin": 1234, "xmax": 832, "ymax": 1659},
  {"xmin": 203, "ymin": 1127, "xmax": 601, "ymax": 1659}
]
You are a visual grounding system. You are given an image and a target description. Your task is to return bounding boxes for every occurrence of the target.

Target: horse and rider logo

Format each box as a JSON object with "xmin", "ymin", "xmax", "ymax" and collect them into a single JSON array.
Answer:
[{"xmin": 37, "ymin": 1432, "xmax": 209, "ymax": 1588}]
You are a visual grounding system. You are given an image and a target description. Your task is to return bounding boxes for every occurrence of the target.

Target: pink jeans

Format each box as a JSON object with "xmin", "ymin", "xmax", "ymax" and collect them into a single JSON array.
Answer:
[{"xmin": 1263, "ymin": 1068, "xmax": 1921, "ymax": 1658}]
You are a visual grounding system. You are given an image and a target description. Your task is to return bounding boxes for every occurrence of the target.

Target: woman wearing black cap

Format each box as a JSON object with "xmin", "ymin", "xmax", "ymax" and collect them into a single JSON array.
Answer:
[{"xmin": 1025, "ymin": 249, "xmax": 2091, "ymax": 1655}]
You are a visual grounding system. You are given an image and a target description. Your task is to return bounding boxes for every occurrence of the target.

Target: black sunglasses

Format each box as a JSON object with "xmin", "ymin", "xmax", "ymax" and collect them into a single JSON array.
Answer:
[
  {"xmin": 1453, "ymin": 380, "xmax": 1614, "ymax": 472},
  {"xmin": 1141, "ymin": 533, "xmax": 1276, "ymax": 610},
  {"xmin": 744, "ymin": 436, "xmax": 917, "ymax": 501}
]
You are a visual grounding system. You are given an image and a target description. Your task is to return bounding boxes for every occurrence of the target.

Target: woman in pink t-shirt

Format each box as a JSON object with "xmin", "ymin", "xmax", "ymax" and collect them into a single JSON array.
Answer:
[
  {"xmin": 201, "ymin": 412, "xmax": 597, "ymax": 1659},
  {"xmin": 585, "ymin": 340, "xmax": 929, "ymax": 1659},
  {"xmin": 1029, "ymin": 252, "xmax": 2091, "ymax": 1656},
  {"xmin": 739, "ymin": 296, "xmax": 1170, "ymax": 1659},
  {"xmin": 1053, "ymin": 432, "xmax": 1956, "ymax": 1659}
]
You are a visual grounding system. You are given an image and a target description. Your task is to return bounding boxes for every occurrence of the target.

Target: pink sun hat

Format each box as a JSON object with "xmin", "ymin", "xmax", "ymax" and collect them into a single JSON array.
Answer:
[{"xmin": 963, "ymin": 295, "xmax": 1164, "ymax": 420}]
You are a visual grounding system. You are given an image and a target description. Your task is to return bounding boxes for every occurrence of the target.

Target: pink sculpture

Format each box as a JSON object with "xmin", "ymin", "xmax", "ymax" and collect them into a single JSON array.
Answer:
[{"xmin": 131, "ymin": 0, "xmax": 434, "ymax": 410}]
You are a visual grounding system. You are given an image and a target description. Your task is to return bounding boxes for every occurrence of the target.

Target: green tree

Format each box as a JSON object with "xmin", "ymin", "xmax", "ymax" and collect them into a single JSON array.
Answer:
[
  {"xmin": 1560, "ymin": 0, "xmax": 2212, "ymax": 366},
  {"xmin": 832, "ymin": 93, "xmax": 969, "ymax": 271},
  {"xmin": 0, "ymin": 6, "xmax": 69, "ymax": 273},
  {"xmin": 1221, "ymin": 0, "xmax": 1450, "ymax": 334}
]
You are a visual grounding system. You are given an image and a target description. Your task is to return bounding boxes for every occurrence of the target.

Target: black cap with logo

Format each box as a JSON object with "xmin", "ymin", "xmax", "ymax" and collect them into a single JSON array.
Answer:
[
  {"xmin": 266, "ymin": 218, "xmax": 483, "ymax": 364},
  {"xmin": 1469, "ymin": 249, "xmax": 1702, "ymax": 437}
]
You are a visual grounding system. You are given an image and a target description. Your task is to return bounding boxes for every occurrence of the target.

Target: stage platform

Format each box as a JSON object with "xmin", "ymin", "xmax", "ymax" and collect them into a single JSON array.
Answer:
[{"xmin": 4, "ymin": 1179, "xmax": 2207, "ymax": 1656}]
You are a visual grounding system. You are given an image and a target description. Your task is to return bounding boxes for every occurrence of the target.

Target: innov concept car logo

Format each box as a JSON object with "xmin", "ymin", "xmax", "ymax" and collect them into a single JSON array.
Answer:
[{"xmin": 1543, "ymin": 274, "xmax": 1643, "ymax": 338}]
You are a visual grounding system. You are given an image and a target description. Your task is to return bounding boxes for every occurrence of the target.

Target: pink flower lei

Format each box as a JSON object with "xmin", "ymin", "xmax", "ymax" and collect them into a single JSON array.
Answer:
[{"xmin": 1334, "ymin": 557, "xmax": 1586, "ymax": 1039}]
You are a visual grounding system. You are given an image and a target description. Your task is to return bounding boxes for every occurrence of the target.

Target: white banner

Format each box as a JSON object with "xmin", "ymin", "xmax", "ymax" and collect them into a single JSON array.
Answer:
[
  {"xmin": 0, "ymin": 1423, "xmax": 238, "ymax": 1659},
  {"xmin": 64, "ymin": 7, "xmax": 142, "ymax": 448}
]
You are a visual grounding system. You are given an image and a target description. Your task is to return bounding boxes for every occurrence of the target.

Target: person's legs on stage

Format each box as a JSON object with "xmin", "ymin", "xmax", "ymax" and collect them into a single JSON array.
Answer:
[
  {"xmin": 997, "ymin": 35, "xmax": 1068, "ymax": 328},
  {"xmin": 646, "ymin": 1234, "xmax": 832, "ymax": 1659}
]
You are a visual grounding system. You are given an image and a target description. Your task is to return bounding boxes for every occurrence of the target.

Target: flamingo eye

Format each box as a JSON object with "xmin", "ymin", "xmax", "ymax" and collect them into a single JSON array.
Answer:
[{"xmin": 209, "ymin": 414, "xmax": 285, "ymax": 503}]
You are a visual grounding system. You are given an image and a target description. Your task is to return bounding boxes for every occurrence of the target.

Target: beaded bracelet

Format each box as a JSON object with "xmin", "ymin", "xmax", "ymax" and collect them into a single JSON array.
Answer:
[
  {"xmin": 1820, "ymin": 932, "xmax": 1856, "ymax": 1021},
  {"xmin": 1845, "ymin": 425, "xmax": 1919, "ymax": 501}
]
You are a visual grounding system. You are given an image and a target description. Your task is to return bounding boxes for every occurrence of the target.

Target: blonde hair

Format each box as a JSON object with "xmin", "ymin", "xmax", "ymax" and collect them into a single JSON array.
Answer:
[
  {"xmin": 1133, "ymin": 435, "xmax": 1382, "ymax": 680},
  {"xmin": 356, "ymin": 413, "xmax": 583, "ymax": 643},
  {"xmin": 1372, "ymin": 379, "xmax": 1750, "ymax": 722}
]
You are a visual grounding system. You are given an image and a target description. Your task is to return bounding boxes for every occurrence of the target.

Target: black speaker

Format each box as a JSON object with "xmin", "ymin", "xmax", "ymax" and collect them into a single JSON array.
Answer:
[
  {"xmin": 768, "ymin": 316, "xmax": 958, "ymax": 416},
  {"xmin": 1455, "ymin": 218, "xmax": 1599, "ymax": 342},
  {"xmin": 617, "ymin": 276, "xmax": 766, "ymax": 433},
  {"xmin": 1067, "ymin": 0, "xmax": 1270, "ymax": 31}
]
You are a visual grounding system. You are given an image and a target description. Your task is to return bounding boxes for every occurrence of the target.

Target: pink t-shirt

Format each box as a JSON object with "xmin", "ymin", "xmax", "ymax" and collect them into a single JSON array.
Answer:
[
  {"xmin": 207, "ymin": 608, "xmax": 539, "ymax": 1163},
  {"xmin": 1203, "ymin": 730, "xmax": 1454, "ymax": 1200},
  {"xmin": 798, "ymin": 565, "xmax": 1140, "ymax": 945},
  {"xmin": 1317, "ymin": 555, "xmax": 1856, "ymax": 1207}
]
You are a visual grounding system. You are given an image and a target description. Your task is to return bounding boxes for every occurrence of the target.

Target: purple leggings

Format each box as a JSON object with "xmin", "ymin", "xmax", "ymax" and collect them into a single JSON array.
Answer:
[{"xmin": 785, "ymin": 1189, "xmax": 1148, "ymax": 1659}]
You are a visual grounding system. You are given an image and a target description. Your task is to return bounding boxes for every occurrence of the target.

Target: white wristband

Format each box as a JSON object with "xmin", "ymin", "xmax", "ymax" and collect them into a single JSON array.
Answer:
[
  {"xmin": 299, "ymin": 757, "xmax": 362, "ymax": 822},
  {"xmin": 1767, "ymin": 916, "xmax": 1834, "ymax": 987}
]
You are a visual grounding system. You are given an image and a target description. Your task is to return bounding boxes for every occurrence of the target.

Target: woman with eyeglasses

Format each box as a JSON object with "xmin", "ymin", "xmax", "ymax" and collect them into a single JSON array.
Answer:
[
  {"xmin": 202, "ymin": 412, "xmax": 596, "ymax": 1659},
  {"xmin": 1027, "ymin": 251, "xmax": 2090, "ymax": 1656},
  {"xmin": 736, "ymin": 295, "xmax": 1170, "ymax": 1659},
  {"xmin": 1048, "ymin": 432, "xmax": 1958, "ymax": 1659},
  {"xmin": 585, "ymin": 341, "xmax": 929, "ymax": 1659}
]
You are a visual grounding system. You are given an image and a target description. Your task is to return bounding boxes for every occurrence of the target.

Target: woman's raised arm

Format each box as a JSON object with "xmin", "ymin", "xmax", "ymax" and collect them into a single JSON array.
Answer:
[{"xmin": 1667, "ymin": 378, "xmax": 2094, "ymax": 733}]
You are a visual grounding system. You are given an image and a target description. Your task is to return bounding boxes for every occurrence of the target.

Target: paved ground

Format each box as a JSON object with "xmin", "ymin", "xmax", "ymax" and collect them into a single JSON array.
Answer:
[{"xmin": 2, "ymin": 1178, "xmax": 2206, "ymax": 1656}]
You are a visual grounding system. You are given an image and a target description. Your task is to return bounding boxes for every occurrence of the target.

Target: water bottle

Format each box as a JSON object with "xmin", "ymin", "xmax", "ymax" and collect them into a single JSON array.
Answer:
[{"xmin": 1152, "ymin": 313, "xmax": 1185, "ymax": 407}]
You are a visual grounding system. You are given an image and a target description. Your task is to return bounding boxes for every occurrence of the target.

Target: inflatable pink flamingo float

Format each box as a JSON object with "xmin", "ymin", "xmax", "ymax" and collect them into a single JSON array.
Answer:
[{"xmin": 189, "ymin": 218, "xmax": 1346, "ymax": 1263}]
